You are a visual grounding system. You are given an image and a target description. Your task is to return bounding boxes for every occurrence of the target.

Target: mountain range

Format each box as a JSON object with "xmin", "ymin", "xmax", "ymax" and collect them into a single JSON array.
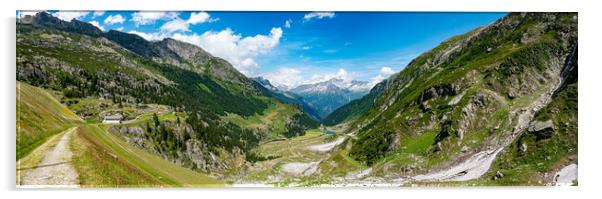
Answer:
[
  {"xmin": 331, "ymin": 13, "xmax": 578, "ymax": 185},
  {"xmin": 16, "ymin": 12, "xmax": 578, "ymax": 186},
  {"xmin": 17, "ymin": 12, "xmax": 318, "ymax": 173}
]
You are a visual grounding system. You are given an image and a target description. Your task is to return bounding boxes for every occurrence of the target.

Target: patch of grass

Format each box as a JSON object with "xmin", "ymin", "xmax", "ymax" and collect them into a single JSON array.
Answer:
[
  {"xmin": 16, "ymin": 81, "xmax": 82, "ymax": 159},
  {"xmin": 71, "ymin": 127, "xmax": 162, "ymax": 187},
  {"xmin": 319, "ymin": 148, "xmax": 364, "ymax": 177},
  {"xmin": 222, "ymin": 101, "xmax": 297, "ymax": 138},
  {"xmin": 402, "ymin": 130, "xmax": 438, "ymax": 153},
  {"xmin": 79, "ymin": 124, "xmax": 223, "ymax": 187}
]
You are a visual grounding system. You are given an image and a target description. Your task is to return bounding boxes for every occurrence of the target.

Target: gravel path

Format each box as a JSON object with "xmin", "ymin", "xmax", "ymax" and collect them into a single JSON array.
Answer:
[{"xmin": 20, "ymin": 127, "xmax": 79, "ymax": 188}]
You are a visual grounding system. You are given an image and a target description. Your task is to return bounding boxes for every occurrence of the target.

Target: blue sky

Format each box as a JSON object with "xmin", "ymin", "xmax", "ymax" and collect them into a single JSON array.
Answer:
[{"xmin": 19, "ymin": 11, "xmax": 506, "ymax": 88}]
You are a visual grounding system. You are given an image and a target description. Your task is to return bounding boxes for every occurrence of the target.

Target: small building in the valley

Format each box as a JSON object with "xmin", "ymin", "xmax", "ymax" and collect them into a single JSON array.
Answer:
[{"xmin": 102, "ymin": 114, "xmax": 123, "ymax": 124}]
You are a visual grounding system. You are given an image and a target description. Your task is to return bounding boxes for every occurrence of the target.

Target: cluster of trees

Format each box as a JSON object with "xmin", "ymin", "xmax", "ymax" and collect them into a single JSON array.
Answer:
[
  {"xmin": 17, "ymin": 23, "xmax": 319, "ymax": 164},
  {"xmin": 185, "ymin": 110, "xmax": 260, "ymax": 154},
  {"xmin": 144, "ymin": 113, "xmax": 188, "ymax": 158},
  {"xmin": 349, "ymin": 128, "xmax": 394, "ymax": 165},
  {"xmin": 283, "ymin": 113, "xmax": 319, "ymax": 138}
]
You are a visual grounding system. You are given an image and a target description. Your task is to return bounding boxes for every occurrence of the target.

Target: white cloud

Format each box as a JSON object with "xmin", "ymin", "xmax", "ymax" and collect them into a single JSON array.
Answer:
[
  {"xmin": 301, "ymin": 46, "xmax": 311, "ymax": 50},
  {"xmin": 369, "ymin": 66, "xmax": 397, "ymax": 86},
  {"xmin": 161, "ymin": 18, "xmax": 189, "ymax": 33},
  {"xmin": 52, "ymin": 11, "xmax": 89, "ymax": 21},
  {"xmin": 131, "ymin": 11, "xmax": 178, "ymax": 25},
  {"xmin": 92, "ymin": 11, "xmax": 105, "ymax": 18},
  {"xmin": 263, "ymin": 68, "xmax": 303, "ymax": 89},
  {"xmin": 104, "ymin": 14, "xmax": 125, "ymax": 25},
  {"xmin": 303, "ymin": 12, "xmax": 335, "ymax": 21},
  {"xmin": 114, "ymin": 27, "xmax": 124, "ymax": 31},
  {"xmin": 172, "ymin": 27, "xmax": 283, "ymax": 75},
  {"xmin": 284, "ymin": 19, "xmax": 292, "ymax": 28},
  {"xmin": 380, "ymin": 66, "xmax": 395, "ymax": 75},
  {"xmin": 308, "ymin": 68, "xmax": 354, "ymax": 83},
  {"xmin": 160, "ymin": 12, "xmax": 216, "ymax": 33},
  {"xmin": 128, "ymin": 31, "xmax": 168, "ymax": 41},
  {"xmin": 187, "ymin": 12, "xmax": 211, "ymax": 25},
  {"xmin": 89, "ymin": 21, "xmax": 105, "ymax": 31},
  {"xmin": 265, "ymin": 67, "xmax": 361, "ymax": 89},
  {"xmin": 264, "ymin": 66, "xmax": 396, "ymax": 91}
]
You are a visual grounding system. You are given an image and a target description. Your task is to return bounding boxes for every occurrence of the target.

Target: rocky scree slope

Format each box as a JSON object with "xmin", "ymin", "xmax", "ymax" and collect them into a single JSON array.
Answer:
[{"xmin": 341, "ymin": 13, "xmax": 577, "ymax": 184}]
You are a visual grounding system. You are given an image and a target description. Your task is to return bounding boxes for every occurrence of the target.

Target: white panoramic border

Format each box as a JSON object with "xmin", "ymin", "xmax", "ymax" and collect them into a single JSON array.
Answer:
[{"xmin": 2, "ymin": 0, "xmax": 600, "ymax": 199}]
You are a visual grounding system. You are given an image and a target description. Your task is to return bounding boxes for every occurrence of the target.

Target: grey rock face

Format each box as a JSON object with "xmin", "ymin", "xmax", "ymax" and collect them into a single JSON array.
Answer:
[
  {"xmin": 20, "ymin": 12, "xmax": 103, "ymax": 37},
  {"xmin": 528, "ymin": 120, "xmax": 555, "ymax": 140},
  {"xmin": 118, "ymin": 126, "xmax": 147, "ymax": 147}
]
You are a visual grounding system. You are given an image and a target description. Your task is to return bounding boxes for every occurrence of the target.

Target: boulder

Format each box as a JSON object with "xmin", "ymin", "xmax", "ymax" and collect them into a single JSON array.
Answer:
[
  {"xmin": 493, "ymin": 170, "xmax": 504, "ymax": 180},
  {"xmin": 519, "ymin": 143, "xmax": 528, "ymax": 153},
  {"xmin": 528, "ymin": 120, "xmax": 555, "ymax": 140},
  {"xmin": 461, "ymin": 146, "xmax": 471, "ymax": 153},
  {"xmin": 434, "ymin": 142, "xmax": 443, "ymax": 152}
]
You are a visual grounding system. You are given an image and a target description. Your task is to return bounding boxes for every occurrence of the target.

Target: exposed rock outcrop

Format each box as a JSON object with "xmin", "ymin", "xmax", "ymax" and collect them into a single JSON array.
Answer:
[{"xmin": 528, "ymin": 120, "xmax": 555, "ymax": 140}]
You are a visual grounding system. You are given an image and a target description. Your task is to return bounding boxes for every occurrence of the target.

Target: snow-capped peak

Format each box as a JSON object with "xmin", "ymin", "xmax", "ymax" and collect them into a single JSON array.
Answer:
[{"xmin": 290, "ymin": 78, "xmax": 373, "ymax": 94}]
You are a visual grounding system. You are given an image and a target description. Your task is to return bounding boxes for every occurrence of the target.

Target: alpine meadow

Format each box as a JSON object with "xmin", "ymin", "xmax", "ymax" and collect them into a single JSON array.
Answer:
[{"xmin": 16, "ymin": 11, "xmax": 577, "ymax": 187}]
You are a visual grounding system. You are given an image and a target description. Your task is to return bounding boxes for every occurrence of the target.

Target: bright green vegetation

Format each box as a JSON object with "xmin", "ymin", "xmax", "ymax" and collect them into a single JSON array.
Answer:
[
  {"xmin": 222, "ymin": 100, "xmax": 297, "ymax": 138},
  {"xmin": 16, "ymin": 12, "xmax": 577, "ymax": 187},
  {"xmin": 74, "ymin": 124, "xmax": 222, "ymax": 187},
  {"xmin": 318, "ymin": 141, "xmax": 366, "ymax": 179},
  {"xmin": 17, "ymin": 12, "xmax": 319, "ymax": 172},
  {"xmin": 16, "ymin": 81, "xmax": 82, "ymax": 159},
  {"xmin": 476, "ymin": 66, "xmax": 578, "ymax": 185},
  {"xmin": 71, "ymin": 126, "xmax": 163, "ymax": 187},
  {"xmin": 17, "ymin": 82, "xmax": 221, "ymax": 187},
  {"xmin": 345, "ymin": 13, "xmax": 577, "ymax": 173}
]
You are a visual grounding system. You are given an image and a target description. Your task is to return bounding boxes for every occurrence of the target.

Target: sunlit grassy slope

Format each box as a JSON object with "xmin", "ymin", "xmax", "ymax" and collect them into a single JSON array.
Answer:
[
  {"xmin": 222, "ymin": 100, "xmax": 297, "ymax": 137},
  {"xmin": 16, "ymin": 81, "xmax": 82, "ymax": 159},
  {"xmin": 73, "ymin": 124, "xmax": 223, "ymax": 187}
]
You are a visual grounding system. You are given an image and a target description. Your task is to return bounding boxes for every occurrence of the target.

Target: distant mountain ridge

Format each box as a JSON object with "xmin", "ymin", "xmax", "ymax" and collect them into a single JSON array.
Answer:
[
  {"xmin": 251, "ymin": 77, "xmax": 322, "ymax": 121},
  {"xmin": 285, "ymin": 78, "xmax": 373, "ymax": 118}
]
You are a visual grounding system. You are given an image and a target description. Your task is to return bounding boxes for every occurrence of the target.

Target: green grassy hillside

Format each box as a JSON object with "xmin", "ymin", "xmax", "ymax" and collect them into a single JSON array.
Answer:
[
  {"xmin": 17, "ymin": 13, "xmax": 319, "ymax": 167},
  {"xmin": 72, "ymin": 124, "xmax": 223, "ymax": 187},
  {"xmin": 345, "ymin": 12, "xmax": 577, "ymax": 178},
  {"xmin": 16, "ymin": 81, "xmax": 82, "ymax": 159},
  {"xmin": 222, "ymin": 99, "xmax": 312, "ymax": 138}
]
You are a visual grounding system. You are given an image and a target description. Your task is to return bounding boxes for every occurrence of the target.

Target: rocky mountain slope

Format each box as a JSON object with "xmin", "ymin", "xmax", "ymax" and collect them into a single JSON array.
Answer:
[
  {"xmin": 331, "ymin": 13, "xmax": 577, "ymax": 185},
  {"xmin": 16, "ymin": 12, "xmax": 317, "ymax": 173}
]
